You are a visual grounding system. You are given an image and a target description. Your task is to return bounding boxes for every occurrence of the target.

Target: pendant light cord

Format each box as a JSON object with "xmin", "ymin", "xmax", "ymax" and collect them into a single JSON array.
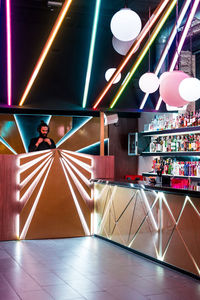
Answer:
[{"xmin": 125, "ymin": 0, "xmax": 128, "ymax": 8}]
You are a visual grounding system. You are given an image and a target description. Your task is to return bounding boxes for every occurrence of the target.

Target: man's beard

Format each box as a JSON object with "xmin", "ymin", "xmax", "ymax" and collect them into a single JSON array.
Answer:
[{"xmin": 40, "ymin": 133, "xmax": 47, "ymax": 138}]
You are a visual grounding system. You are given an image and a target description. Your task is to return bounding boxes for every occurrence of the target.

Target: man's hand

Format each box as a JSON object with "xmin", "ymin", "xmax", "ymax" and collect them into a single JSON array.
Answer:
[
  {"xmin": 35, "ymin": 137, "xmax": 43, "ymax": 148},
  {"xmin": 44, "ymin": 138, "xmax": 52, "ymax": 145}
]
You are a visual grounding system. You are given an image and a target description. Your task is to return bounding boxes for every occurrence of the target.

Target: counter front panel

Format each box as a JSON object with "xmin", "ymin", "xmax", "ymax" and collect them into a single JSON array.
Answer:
[{"xmin": 94, "ymin": 181, "xmax": 200, "ymax": 278}]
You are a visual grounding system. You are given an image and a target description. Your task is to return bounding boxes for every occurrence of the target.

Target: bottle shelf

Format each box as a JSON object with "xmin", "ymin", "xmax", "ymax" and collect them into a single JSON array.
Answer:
[
  {"xmin": 142, "ymin": 151, "xmax": 200, "ymax": 156},
  {"xmin": 142, "ymin": 172, "xmax": 200, "ymax": 179},
  {"xmin": 142, "ymin": 126, "xmax": 200, "ymax": 137}
]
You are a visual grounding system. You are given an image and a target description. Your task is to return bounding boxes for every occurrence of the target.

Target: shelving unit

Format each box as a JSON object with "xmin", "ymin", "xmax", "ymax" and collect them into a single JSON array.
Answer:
[
  {"xmin": 129, "ymin": 126, "xmax": 200, "ymax": 180},
  {"xmin": 142, "ymin": 151, "xmax": 200, "ymax": 156},
  {"xmin": 142, "ymin": 172, "xmax": 200, "ymax": 179},
  {"xmin": 141, "ymin": 126, "xmax": 200, "ymax": 136}
]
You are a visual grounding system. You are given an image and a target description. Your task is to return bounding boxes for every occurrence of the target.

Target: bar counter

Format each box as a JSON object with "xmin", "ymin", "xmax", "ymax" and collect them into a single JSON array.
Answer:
[
  {"xmin": 92, "ymin": 179, "xmax": 200, "ymax": 278},
  {"xmin": 92, "ymin": 178, "xmax": 200, "ymax": 197}
]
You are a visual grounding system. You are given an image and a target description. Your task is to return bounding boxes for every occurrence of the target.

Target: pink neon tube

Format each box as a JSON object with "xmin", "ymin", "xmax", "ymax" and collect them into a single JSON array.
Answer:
[{"xmin": 6, "ymin": 0, "xmax": 12, "ymax": 106}]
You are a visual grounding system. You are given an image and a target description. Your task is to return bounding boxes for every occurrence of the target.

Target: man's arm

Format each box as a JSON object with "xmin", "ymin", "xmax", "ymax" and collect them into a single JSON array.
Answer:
[
  {"xmin": 28, "ymin": 138, "xmax": 38, "ymax": 152},
  {"xmin": 28, "ymin": 137, "xmax": 44, "ymax": 152}
]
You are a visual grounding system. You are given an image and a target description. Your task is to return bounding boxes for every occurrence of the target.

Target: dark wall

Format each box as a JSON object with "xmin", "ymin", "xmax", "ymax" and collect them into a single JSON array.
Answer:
[{"xmin": 109, "ymin": 117, "xmax": 138, "ymax": 179}]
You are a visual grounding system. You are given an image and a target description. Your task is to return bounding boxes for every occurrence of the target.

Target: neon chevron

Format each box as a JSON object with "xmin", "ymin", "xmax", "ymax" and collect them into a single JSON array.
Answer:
[
  {"xmin": 82, "ymin": 0, "xmax": 101, "ymax": 108},
  {"xmin": 77, "ymin": 138, "xmax": 109, "ymax": 153},
  {"xmin": 0, "ymin": 136, "xmax": 17, "ymax": 154},
  {"xmin": 92, "ymin": 0, "xmax": 171, "ymax": 109},
  {"xmin": 156, "ymin": 0, "xmax": 200, "ymax": 110},
  {"xmin": 61, "ymin": 156, "xmax": 91, "ymax": 201},
  {"xmin": 110, "ymin": 0, "xmax": 177, "ymax": 109},
  {"xmin": 56, "ymin": 117, "xmax": 92, "ymax": 148},
  {"xmin": 60, "ymin": 158, "xmax": 90, "ymax": 235},
  {"xmin": 140, "ymin": 0, "xmax": 192, "ymax": 109},
  {"xmin": 19, "ymin": 0, "xmax": 73, "ymax": 106},
  {"xmin": 6, "ymin": 0, "xmax": 12, "ymax": 106},
  {"xmin": 19, "ymin": 156, "xmax": 53, "ymax": 203},
  {"xmin": 61, "ymin": 151, "xmax": 92, "ymax": 173},
  {"xmin": 20, "ymin": 158, "xmax": 54, "ymax": 239},
  {"xmin": 20, "ymin": 154, "xmax": 53, "ymax": 188},
  {"xmin": 61, "ymin": 154, "xmax": 91, "ymax": 187},
  {"xmin": 19, "ymin": 151, "xmax": 52, "ymax": 174}
]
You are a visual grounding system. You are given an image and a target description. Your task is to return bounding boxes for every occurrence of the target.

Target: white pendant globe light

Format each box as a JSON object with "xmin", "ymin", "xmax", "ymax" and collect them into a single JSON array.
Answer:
[
  {"xmin": 110, "ymin": 8, "xmax": 142, "ymax": 42},
  {"xmin": 105, "ymin": 68, "xmax": 121, "ymax": 84},
  {"xmin": 139, "ymin": 72, "xmax": 160, "ymax": 93},
  {"xmin": 179, "ymin": 77, "xmax": 200, "ymax": 102},
  {"xmin": 112, "ymin": 36, "xmax": 140, "ymax": 56}
]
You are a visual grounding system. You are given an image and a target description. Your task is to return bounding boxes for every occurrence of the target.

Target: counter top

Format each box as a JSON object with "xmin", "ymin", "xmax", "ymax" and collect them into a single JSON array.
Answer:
[{"xmin": 91, "ymin": 179, "xmax": 200, "ymax": 197}]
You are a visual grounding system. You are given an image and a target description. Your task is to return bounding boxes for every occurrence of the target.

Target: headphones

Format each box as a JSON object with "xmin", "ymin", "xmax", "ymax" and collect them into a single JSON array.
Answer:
[{"xmin": 37, "ymin": 121, "xmax": 50, "ymax": 133}]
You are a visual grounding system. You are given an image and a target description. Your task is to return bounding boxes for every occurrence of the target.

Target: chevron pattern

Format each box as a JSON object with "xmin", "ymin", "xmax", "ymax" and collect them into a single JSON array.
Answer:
[
  {"xmin": 94, "ymin": 183, "xmax": 200, "ymax": 277},
  {"xmin": 17, "ymin": 150, "xmax": 95, "ymax": 240}
]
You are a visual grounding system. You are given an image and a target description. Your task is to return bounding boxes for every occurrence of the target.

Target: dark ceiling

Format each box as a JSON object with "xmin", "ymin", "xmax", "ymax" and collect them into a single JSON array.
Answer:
[{"xmin": 0, "ymin": 0, "xmax": 199, "ymax": 114}]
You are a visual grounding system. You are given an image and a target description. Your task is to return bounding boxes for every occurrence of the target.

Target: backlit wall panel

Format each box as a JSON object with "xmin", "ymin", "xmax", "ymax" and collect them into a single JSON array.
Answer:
[
  {"xmin": 0, "ymin": 114, "xmax": 25, "ymax": 153},
  {"xmin": 0, "ymin": 115, "xmax": 108, "ymax": 155}
]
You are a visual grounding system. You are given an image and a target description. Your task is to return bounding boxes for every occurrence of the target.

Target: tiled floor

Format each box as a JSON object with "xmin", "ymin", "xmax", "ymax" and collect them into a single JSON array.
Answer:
[{"xmin": 0, "ymin": 237, "xmax": 199, "ymax": 300}]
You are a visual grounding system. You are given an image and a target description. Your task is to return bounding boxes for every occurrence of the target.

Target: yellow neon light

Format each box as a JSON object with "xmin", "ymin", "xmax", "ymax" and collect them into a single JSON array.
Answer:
[{"xmin": 19, "ymin": 0, "xmax": 73, "ymax": 106}]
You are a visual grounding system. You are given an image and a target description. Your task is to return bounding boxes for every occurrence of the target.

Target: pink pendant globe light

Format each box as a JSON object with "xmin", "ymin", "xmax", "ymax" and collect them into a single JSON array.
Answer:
[{"xmin": 159, "ymin": 71, "xmax": 189, "ymax": 107}]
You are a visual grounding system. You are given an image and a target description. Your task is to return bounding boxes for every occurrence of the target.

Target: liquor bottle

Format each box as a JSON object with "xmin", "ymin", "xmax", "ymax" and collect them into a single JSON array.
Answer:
[
  {"xmin": 196, "ymin": 135, "xmax": 200, "ymax": 151},
  {"xmin": 197, "ymin": 162, "xmax": 200, "ymax": 177},
  {"xmin": 150, "ymin": 137, "xmax": 156, "ymax": 153},
  {"xmin": 162, "ymin": 137, "xmax": 167, "ymax": 152},
  {"xmin": 180, "ymin": 136, "xmax": 185, "ymax": 151},
  {"xmin": 192, "ymin": 135, "xmax": 197, "ymax": 151},
  {"xmin": 198, "ymin": 111, "xmax": 200, "ymax": 126},
  {"xmin": 167, "ymin": 136, "xmax": 171, "ymax": 152},
  {"xmin": 171, "ymin": 136, "xmax": 176, "ymax": 152}
]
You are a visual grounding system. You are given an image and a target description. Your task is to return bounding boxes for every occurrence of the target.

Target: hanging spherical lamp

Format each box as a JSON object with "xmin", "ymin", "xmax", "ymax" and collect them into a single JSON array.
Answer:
[
  {"xmin": 139, "ymin": 72, "xmax": 160, "ymax": 93},
  {"xmin": 110, "ymin": 8, "xmax": 142, "ymax": 42},
  {"xmin": 105, "ymin": 68, "xmax": 121, "ymax": 84},
  {"xmin": 179, "ymin": 77, "xmax": 200, "ymax": 102},
  {"xmin": 112, "ymin": 36, "xmax": 140, "ymax": 56},
  {"xmin": 159, "ymin": 71, "xmax": 189, "ymax": 107}
]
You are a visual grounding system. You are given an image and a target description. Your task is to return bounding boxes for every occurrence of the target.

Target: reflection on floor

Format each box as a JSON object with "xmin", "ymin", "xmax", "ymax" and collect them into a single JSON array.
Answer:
[{"xmin": 0, "ymin": 237, "xmax": 199, "ymax": 300}]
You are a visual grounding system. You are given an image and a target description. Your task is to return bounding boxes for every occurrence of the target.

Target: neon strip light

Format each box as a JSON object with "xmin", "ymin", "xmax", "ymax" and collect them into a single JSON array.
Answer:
[
  {"xmin": 98, "ymin": 186, "xmax": 117, "ymax": 234},
  {"xmin": 110, "ymin": 0, "xmax": 177, "ymax": 109},
  {"xmin": 60, "ymin": 158, "xmax": 90, "ymax": 235},
  {"xmin": 61, "ymin": 154, "xmax": 91, "ymax": 187},
  {"xmin": 77, "ymin": 138, "xmax": 109, "ymax": 153},
  {"xmin": 161, "ymin": 194, "xmax": 200, "ymax": 274},
  {"xmin": 18, "ymin": 149, "xmax": 51, "ymax": 159},
  {"xmin": 128, "ymin": 194, "xmax": 159, "ymax": 247},
  {"xmin": 20, "ymin": 154, "xmax": 53, "ymax": 188},
  {"xmin": 93, "ymin": 0, "xmax": 171, "ymax": 109},
  {"xmin": 0, "ymin": 136, "xmax": 17, "ymax": 154},
  {"xmin": 14, "ymin": 115, "xmax": 27, "ymax": 153},
  {"xmin": 61, "ymin": 157, "xmax": 91, "ymax": 201},
  {"xmin": 16, "ymin": 214, "xmax": 20, "ymax": 239},
  {"xmin": 61, "ymin": 151, "xmax": 92, "ymax": 173},
  {"xmin": 140, "ymin": 0, "xmax": 192, "ymax": 109},
  {"xmin": 20, "ymin": 158, "xmax": 54, "ymax": 239},
  {"xmin": 6, "ymin": 0, "xmax": 11, "ymax": 106},
  {"xmin": 19, "ymin": 152, "xmax": 52, "ymax": 173},
  {"xmin": 82, "ymin": 0, "xmax": 101, "ymax": 108},
  {"xmin": 141, "ymin": 189, "xmax": 158, "ymax": 231},
  {"xmin": 62, "ymin": 149, "xmax": 94, "ymax": 161},
  {"xmin": 156, "ymin": 0, "xmax": 200, "ymax": 110},
  {"xmin": 19, "ymin": 0, "xmax": 73, "ymax": 106},
  {"xmin": 19, "ymin": 157, "xmax": 52, "ymax": 203},
  {"xmin": 56, "ymin": 117, "xmax": 92, "ymax": 148}
]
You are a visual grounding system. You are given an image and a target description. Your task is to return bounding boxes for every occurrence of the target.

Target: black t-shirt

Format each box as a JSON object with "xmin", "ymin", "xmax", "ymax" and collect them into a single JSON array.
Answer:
[{"xmin": 28, "ymin": 137, "xmax": 56, "ymax": 152}]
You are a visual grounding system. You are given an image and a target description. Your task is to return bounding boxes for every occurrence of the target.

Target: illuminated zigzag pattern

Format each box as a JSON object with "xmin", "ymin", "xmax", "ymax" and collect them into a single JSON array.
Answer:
[{"xmin": 94, "ymin": 183, "xmax": 200, "ymax": 276}]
